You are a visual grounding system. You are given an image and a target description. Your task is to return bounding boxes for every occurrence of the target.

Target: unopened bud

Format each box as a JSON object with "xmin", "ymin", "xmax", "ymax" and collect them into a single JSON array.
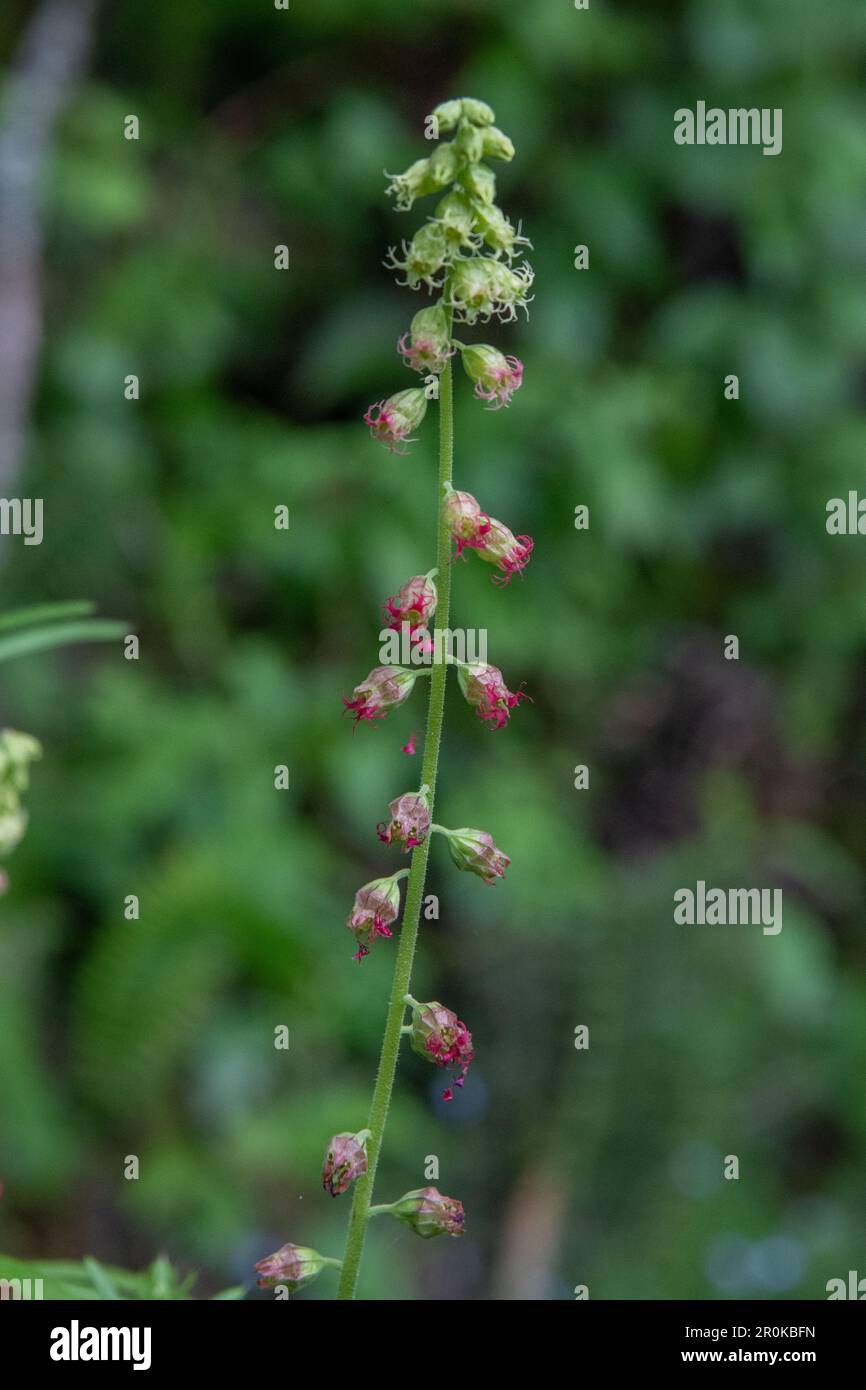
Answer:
[
  {"xmin": 254, "ymin": 1243, "xmax": 338, "ymax": 1291},
  {"xmin": 460, "ymin": 162, "xmax": 496, "ymax": 205},
  {"xmin": 440, "ymin": 826, "xmax": 510, "ymax": 884},
  {"xmin": 481, "ymin": 126, "xmax": 515, "ymax": 162},
  {"xmin": 386, "ymin": 1187, "xmax": 465, "ymax": 1238},
  {"xmin": 430, "ymin": 99, "xmax": 463, "ymax": 132},
  {"xmin": 460, "ymin": 97, "xmax": 495, "ymax": 126},
  {"xmin": 454, "ymin": 118, "xmax": 484, "ymax": 164}
]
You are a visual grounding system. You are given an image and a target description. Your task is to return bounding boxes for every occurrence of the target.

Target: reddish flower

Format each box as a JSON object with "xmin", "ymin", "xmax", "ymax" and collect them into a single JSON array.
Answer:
[
  {"xmin": 387, "ymin": 1187, "xmax": 465, "ymax": 1238},
  {"xmin": 476, "ymin": 517, "xmax": 534, "ymax": 584},
  {"xmin": 441, "ymin": 826, "xmax": 510, "ymax": 884},
  {"xmin": 343, "ymin": 665, "xmax": 419, "ymax": 727},
  {"xmin": 442, "ymin": 487, "xmax": 491, "ymax": 558},
  {"xmin": 397, "ymin": 305, "xmax": 454, "ymax": 375},
  {"xmin": 460, "ymin": 344, "xmax": 524, "ymax": 409},
  {"xmin": 383, "ymin": 573, "xmax": 438, "ymax": 634},
  {"xmin": 377, "ymin": 789, "xmax": 431, "ymax": 852},
  {"xmin": 254, "ymin": 1243, "xmax": 332, "ymax": 1292},
  {"xmin": 457, "ymin": 661, "xmax": 529, "ymax": 730},
  {"xmin": 407, "ymin": 997, "xmax": 474, "ymax": 1101},
  {"xmin": 401, "ymin": 731, "xmax": 419, "ymax": 756},
  {"xmin": 322, "ymin": 1130, "xmax": 369, "ymax": 1197},
  {"xmin": 363, "ymin": 388, "xmax": 428, "ymax": 453},
  {"xmin": 346, "ymin": 873, "xmax": 404, "ymax": 962}
]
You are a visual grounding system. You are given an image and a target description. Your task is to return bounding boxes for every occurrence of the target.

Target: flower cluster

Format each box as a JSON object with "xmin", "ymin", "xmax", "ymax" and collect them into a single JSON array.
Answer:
[
  {"xmin": 366, "ymin": 96, "xmax": 534, "ymax": 452},
  {"xmin": 256, "ymin": 97, "xmax": 535, "ymax": 1300},
  {"xmin": 443, "ymin": 485, "xmax": 533, "ymax": 584}
]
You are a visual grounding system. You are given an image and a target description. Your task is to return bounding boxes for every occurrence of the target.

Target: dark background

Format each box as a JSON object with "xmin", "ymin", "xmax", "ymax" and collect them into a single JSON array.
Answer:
[{"xmin": 0, "ymin": 0, "xmax": 865, "ymax": 1299}]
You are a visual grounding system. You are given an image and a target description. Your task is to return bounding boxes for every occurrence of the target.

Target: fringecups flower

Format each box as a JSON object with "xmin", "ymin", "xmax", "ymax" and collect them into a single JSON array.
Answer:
[
  {"xmin": 385, "ymin": 224, "xmax": 450, "ymax": 291},
  {"xmin": 385, "ymin": 156, "xmax": 438, "ymax": 210},
  {"xmin": 476, "ymin": 517, "xmax": 534, "ymax": 583},
  {"xmin": 384, "ymin": 1187, "xmax": 465, "ymax": 1238},
  {"xmin": 442, "ymin": 487, "xmax": 490, "ymax": 557},
  {"xmin": 439, "ymin": 826, "xmax": 510, "ymax": 884},
  {"xmin": 457, "ymin": 660, "xmax": 528, "ymax": 730},
  {"xmin": 397, "ymin": 305, "xmax": 454, "ymax": 375},
  {"xmin": 254, "ymin": 1243, "xmax": 337, "ymax": 1292},
  {"xmin": 322, "ymin": 1130, "xmax": 370, "ymax": 1197},
  {"xmin": 363, "ymin": 388, "xmax": 428, "ymax": 453},
  {"xmin": 378, "ymin": 788, "xmax": 431, "ymax": 852},
  {"xmin": 346, "ymin": 872, "xmax": 405, "ymax": 962},
  {"xmin": 460, "ymin": 344, "xmax": 524, "ymax": 409},
  {"xmin": 343, "ymin": 665, "xmax": 422, "ymax": 726},
  {"xmin": 406, "ymin": 997, "xmax": 473, "ymax": 1101},
  {"xmin": 447, "ymin": 255, "xmax": 534, "ymax": 325},
  {"xmin": 432, "ymin": 191, "xmax": 478, "ymax": 250},
  {"xmin": 384, "ymin": 572, "xmax": 438, "ymax": 636},
  {"xmin": 0, "ymin": 729, "xmax": 41, "ymax": 856}
]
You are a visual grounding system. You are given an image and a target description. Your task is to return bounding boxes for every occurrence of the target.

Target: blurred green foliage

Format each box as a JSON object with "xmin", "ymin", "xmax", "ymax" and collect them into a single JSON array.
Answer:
[{"xmin": 1, "ymin": 0, "xmax": 865, "ymax": 1299}]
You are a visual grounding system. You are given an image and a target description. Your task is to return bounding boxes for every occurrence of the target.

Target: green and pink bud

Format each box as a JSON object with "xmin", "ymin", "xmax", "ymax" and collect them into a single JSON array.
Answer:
[
  {"xmin": 322, "ymin": 1129, "xmax": 370, "ymax": 1197},
  {"xmin": 437, "ymin": 825, "xmax": 510, "ymax": 884},
  {"xmin": 376, "ymin": 1187, "xmax": 465, "ymax": 1239},
  {"xmin": 384, "ymin": 571, "xmax": 438, "ymax": 634},
  {"xmin": 405, "ymin": 995, "xmax": 473, "ymax": 1101},
  {"xmin": 343, "ymin": 665, "xmax": 423, "ymax": 727},
  {"xmin": 346, "ymin": 871, "xmax": 407, "ymax": 962},
  {"xmin": 378, "ymin": 787, "xmax": 431, "ymax": 852},
  {"xmin": 457, "ymin": 660, "xmax": 529, "ymax": 730},
  {"xmin": 475, "ymin": 517, "xmax": 534, "ymax": 584},
  {"xmin": 363, "ymin": 388, "xmax": 428, "ymax": 453},
  {"xmin": 254, "ymin": 1243, "xmax": 340, "ymax": 1292},
  {"xmin": 459, "ymin": 343, "xmax": 524, "ymax": 409},
  {"xmin": 397, "ymin": 304, "xmax": 454, "ymax": 375},
  {"xmin": 442, "ymin": 487, "xmax": 491, "ymax": 557}
]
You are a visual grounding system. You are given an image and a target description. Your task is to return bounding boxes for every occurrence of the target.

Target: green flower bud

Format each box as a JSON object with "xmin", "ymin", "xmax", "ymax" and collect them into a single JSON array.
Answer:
[
  {"xmin": 454, "ymin": 118, "xmax": 484, "ymax": 164},
  {"xmin": 434, "ymin": 190, "xmax": 478, "ymax": 247},
  {"xmin": 254, "ymin": 1243, "xmax": 339, "ymax": 1292},
  {"xmin": 472, "ymin": 202, "xmax": 529, "ymax": 257},
  {"xmin": 460, "ymin": 163, "xmax": 496, "ymax": 205},
  {"xmin": 430, "ymin": 99, "xmax": 463, "ymax": 133},
  {"xmin": 460, "ymin": 97, "xmax": 496, "ymax": 126},
  {"xmin": 398, "ymin": 304, "xmax": 454, "ymax": 374},
  {"xmin": 429, "ymin": 142, "xmax": 461, "ymax": 188},
  {"xmin": 481, "ymin": 126, "xmax": 515, "ymax": 162},
  {"xmin": 385, "ymin": 1187, "xmax": 465, "ymax": 1238}
]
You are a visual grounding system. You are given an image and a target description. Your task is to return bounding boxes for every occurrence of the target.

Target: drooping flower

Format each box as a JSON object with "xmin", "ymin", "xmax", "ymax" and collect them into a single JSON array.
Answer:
[
  {"xmin": 474, "ymin": 517, "xmax": 534, "ymax": 584},
  {"xmin": 346, "ymin": 873, "xmax": 404, "ymax": 962},
  {"xmin": 406, "ymin": 997, "xmax": 473, "ymax": 1101},
  {"xmin": 254, "ymin": 1243, "xmax": 335, "ymax": 1292},
  {"xmin": 377, "ymin": 788, "xmax": 430, "ymax": 852},
  {"xmin": 343, "ymin": 665, "xmax": 420, "ymax": 727},
  {"xmin": 385, "ymin": 157, "xmax": 437, "ymax": 211},
  {"xmin": 439, "ymin": 826, "xmax": 510, "ymax": 884},
  {"xmin": 442, "ymin": 487, "xmax": 491, "ymax": 557},
  {"xmin": 457, "ymin": 661, "xmax": 529, "ymax": 730},
  {"xmin": 363, "ymin": 388, "xmax": 428, "ymax": 453},
  {"xmin": 397, "ymin": 305, "xmax": 455, "ymax": 375},
  {"xmin": 385, "ymin": 223, "xmax": 450, "ymax": 291},
  {"xmin": 471, "ymin": 202, "xmax": 531, "ymax": 258},
  {"xmin": 383, "ymin": 572, "xmax": 438, "ymax": 634},
  {"xmin": 447, "ymin": 255, "xmax": 534, "ymax": 325},
  {"xmin": 322, "ymin": 1130, "xmax": 370, "ymax": 1197},
  {"xmin": 386, "ymin": 1187, "xmax": 465, "ymax": 1238},
  {"xmin": 460, "ymin": 163, "xmax": 496, "ymax": 206},
  {"xmin": 459, "ymin": 344, "xmax": 524, "ymax": 409}
]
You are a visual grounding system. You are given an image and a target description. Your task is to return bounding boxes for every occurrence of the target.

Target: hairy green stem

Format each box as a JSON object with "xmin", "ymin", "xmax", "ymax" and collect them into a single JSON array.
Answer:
[{"xmin": 336, "ymin": 362, "xmax": 454, "ymax": 1299}]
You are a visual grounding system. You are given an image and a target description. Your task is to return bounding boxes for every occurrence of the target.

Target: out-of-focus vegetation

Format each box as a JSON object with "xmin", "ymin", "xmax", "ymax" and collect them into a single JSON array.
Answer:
[{"xmin": 1, "ymin": 0, "xmax": 865, "ymax": 1299}]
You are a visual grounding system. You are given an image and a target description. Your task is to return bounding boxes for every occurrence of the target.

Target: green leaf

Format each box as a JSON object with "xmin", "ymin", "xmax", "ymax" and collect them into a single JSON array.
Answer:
[
  {"xmin": 0, "ymin": 619, "xmax": 126, "ymax": 664},
  {"xmin": 0, "ymin": 601, "xmax": 96, "ymax": 632}
]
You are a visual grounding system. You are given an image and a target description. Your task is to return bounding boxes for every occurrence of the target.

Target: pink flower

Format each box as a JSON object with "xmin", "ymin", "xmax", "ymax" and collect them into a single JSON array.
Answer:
[
  {"xmin": 442, "ymin": 488, "xmax": 491, "ymax": 558},
  {"xmin": 401, "ymin": 731, "xmax": 419, "ymax": 756},
  {"xmin": 457, "ymin": 661, "xmax": 529, "ymax": 730},
  {"xmin": 441, "ymin": 826, "xmax": 510, "ymax": 884},
  {"xmin": 477, "ymin": 517, "xmax": 534, "ymax": 585},
  {"xmin": 397, "ymin": 305, "xmax": 454, "ymax": 375},
  {"xmin": 363, "ymin": 388, "xmax": 428, "ymax": 453},
  {"xmin": 322, "ymin": 1130, "xmax": 369, "ymax": 1197},
  {"xmin": 377, "ymin": 789, "xmax": 431, "ymax": 852},
  {"xmin": 460, "ymin": 344, "xmax": 524, "ymax": 409},
  {"xmin": 407, "ymin": 998, "xmax": 474, "ymax": 1101},
  {"xmin": 346, "ymin": 873, "xmax": 404, "ymax": 962},
  {"xmin": 343, "ymin": 666, "xmax": 419, "ymax": 727},
  {"xmin": 254, "ymin": 1243, "xmax": 332, "ymax": 1292},
  {"xmin": 383, "ymin": 573, "xmax": 438, "ymax": 634}
]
